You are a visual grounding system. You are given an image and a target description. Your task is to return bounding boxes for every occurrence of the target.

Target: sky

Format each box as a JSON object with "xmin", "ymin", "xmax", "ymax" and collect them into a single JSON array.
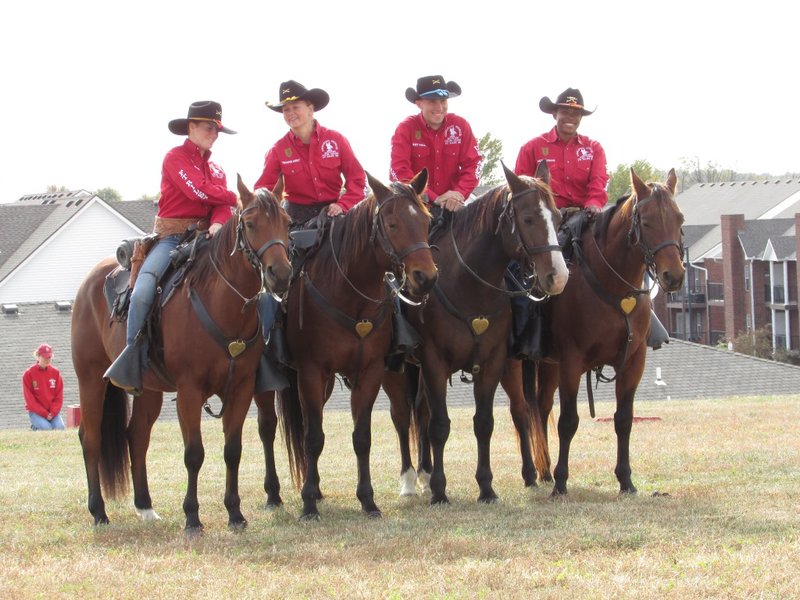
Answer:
[{"xmin": 2, "ymin": 0, "xmax": 796, "ymax": 202}]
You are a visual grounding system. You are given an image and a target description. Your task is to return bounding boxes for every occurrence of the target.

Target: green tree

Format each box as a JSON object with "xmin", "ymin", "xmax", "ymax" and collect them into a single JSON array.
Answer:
[
  {"xmin": 478, "ymin": 132, "xmax": 504, "ymax": 186},
  {"xmin": 606, "ymin": 159, "xmax": 663, "ymax": 204},
  {"xmin": 46, "ymin": 184, "xmax": 69, "ymax": 193},
  {"xmin": 731, "ymin": 326, "xmax": 773, "ymax": 359},
  {"xmin": 96, "ymin": 187, "xmax": 122, "ymax": 202},
  {"xmin": 138, "ymin": 193, "xmax": 160, "ymax": 202}
]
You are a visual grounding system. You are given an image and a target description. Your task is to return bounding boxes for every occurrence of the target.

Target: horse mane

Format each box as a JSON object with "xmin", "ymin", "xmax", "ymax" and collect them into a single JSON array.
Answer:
[{"xmin": 435, "ymin": 184, "xmax": 506, "ymax": 245}]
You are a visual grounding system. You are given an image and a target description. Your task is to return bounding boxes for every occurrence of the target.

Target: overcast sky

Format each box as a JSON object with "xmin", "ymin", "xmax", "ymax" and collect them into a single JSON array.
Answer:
[{"xmin": 2, "ymin": 0, "xmax": 795, "ymax": 202}]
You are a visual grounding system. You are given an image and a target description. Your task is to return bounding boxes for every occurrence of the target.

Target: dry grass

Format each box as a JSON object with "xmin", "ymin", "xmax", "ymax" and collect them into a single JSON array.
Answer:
[{"xmin": 0, "ymin": 396, "xmax": 798, "ymax": 599}]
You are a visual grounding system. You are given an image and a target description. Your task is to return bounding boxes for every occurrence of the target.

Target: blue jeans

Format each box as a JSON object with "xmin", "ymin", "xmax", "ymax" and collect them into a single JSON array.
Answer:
[
  {"xmin": 126, "ymin": 235, "xmax": 180, "ymax": 344},
  {"xmin": 29, "ymin": 412, "xmax": 65, "ymax": 430}
]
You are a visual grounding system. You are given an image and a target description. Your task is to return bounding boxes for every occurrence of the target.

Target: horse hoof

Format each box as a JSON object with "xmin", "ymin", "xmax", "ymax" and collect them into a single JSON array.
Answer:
[
  {"xmin": 265, "ymin": 499, "xmax": 283, "ymax": 510},
  {"xmin": 366, "ymin": 509, "xmax": 383, "ymax": 519},
  {"xmin": 399, "ymin": 469, "xmax": 418, "ymax": 496},
  {"xmin": 620, "ymin": 486, "xmax": 638, "ymax": 495},
  {"xmin": 228, "ymin": 519, "xmax": 248, "ymax": 532},
  {"xmin": 184, "ymin": 525, "xmax": 204, "ymax": 538},
  {"xmin": 135, "ymin": 508, "xmax": 161, "ymax": 522},
  {"xmin": 93, "ymin": 516, "xmax": 110, "ymax": 526},
  {"xmin": 299, "ymin": 512, "xmax": 321, "ymax": 522},
  {"xmin": 430, "ymin": 495, "xmax": 450, "ymax": 506},
  {"xmin": 549, "ymin": 488, "xmax": 568, "ymax": 500},
  {"xmin": 478, "ymin": 495, "xmax": 499, "ymax": 505}
]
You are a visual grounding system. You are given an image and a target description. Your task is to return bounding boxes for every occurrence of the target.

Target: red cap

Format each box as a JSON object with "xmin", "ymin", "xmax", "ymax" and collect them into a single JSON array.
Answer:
[{"xmin": 36, "ymin": 343, "xmax": 53, "ymax": 358}]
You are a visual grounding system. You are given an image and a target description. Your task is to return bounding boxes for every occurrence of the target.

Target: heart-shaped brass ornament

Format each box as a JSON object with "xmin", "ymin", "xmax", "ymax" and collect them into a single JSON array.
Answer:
[
  {"xmin": 228, "ymin": 340, "xmax": 246, "ymax": 358},
  {"xmin": 471, "ymin": 317, "xmax": 490, "ymax": 336},
  {"xmin": 620, "ymin": 296, "xmax": 637, "ymax": 315},
  {"xmin": 355, "ymin": 320, "xmax": 374, "ymax": 338}
]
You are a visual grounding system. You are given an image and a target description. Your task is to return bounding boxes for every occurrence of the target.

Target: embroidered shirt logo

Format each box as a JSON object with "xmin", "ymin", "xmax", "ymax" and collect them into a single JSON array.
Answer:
[
  {"xmin": 542, "ymin": 147, "xmax": 549, "ymax": 156},
  {"xmin": 415, "ymin": 130, "xmax": 422, "ymax": 140},
  {"xmin": 321, "ymin": 139, "xmax": 340, "ymax": 159},
  {"xmin": 209, "ymin": 162, "xmax": 225, "ymax": 179},
  {"xmin": 577, "ymin": 147, "xmax": 594, "ymax": 161},
  {"xmin": 444, "ymin": 125, "xmax": 462, "ymax": 145},
  {"xmin": 284, "ymin": 148, "xmax": 293, "ymax": 158}
]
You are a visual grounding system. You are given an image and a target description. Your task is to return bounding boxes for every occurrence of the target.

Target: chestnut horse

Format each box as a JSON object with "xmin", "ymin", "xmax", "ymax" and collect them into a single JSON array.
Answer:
[
  {"xmin": 384, "ymin": 162, "xmax": 569, "ymax": 505},
  {"xmin": 501, "ymin": 168, "xmax": 685, "ymax": 496},
  {"xmin": 258, "ymin": 171, "xmax": 438, "ymax": 520},
  {"xmin": 72, "ymin": 177, "xmax": 291, "ymax": 531}
]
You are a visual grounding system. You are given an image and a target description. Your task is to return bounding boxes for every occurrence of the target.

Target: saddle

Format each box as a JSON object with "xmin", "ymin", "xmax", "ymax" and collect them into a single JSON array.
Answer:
[{"xmin": 288, "ymin": 211, "xmax": 331, "ymax": 278}]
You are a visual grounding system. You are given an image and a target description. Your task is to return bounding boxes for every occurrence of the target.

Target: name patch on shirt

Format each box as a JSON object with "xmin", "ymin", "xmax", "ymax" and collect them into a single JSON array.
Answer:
[
  {"xmin": 577, "ymin": 147, "xmax": 594, "ymax": 161},
  {"xmin": 444, "ymin": 125, "xmax": 462, "ymax": 146},
  {"xmin": 281, "ymin": 158, "xmax": 301, "ymax": 165},
  {"xmin": 321, "ymin": 139, "xmax": 340, "ymax": 159}
]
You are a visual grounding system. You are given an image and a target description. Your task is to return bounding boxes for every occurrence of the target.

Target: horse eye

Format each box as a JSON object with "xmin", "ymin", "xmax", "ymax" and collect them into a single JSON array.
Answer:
[{"xmin": 245, "ymin": 220, "xmax": 254, "ymax": 230}]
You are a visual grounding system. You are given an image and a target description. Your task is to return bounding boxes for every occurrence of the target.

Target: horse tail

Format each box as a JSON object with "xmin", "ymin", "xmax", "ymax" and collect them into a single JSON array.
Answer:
[
  {"xmin": 405, "ymin": 364, "xmax": 421, "ymax": 454},
  {"xmin": 99, "ymin": 383, "xmax": 131, "ymax": 499},
  {"xmin": 277, "ymin": 369, "xmax": 305, "ymax": 488},
  {"xmin": 522, "ymin": 360, "xmax": 551, "ymax": 481}
]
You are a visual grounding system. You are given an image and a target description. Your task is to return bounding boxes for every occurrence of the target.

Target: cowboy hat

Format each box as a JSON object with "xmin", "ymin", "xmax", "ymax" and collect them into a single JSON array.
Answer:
[
  {"xmin": 539, "ymin": 88, "xmax": 594, "ymax": 116},
  {"xmin": 405, "ymin": 75, "xmax": 462, "ymax": 103},
  {"xmin": 168, "ymin": 101, "xmax": 237, "ymax": 135},
  {"xmin": 266, "ymin": 80, "xmax": 330, "ymax": 112}
]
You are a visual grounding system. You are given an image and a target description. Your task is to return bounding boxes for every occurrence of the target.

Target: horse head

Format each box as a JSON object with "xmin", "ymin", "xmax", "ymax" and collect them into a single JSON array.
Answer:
[
  {"xmin": 629, "ymin": 168, "xmax": 685, "ymax": 292},
  {"xmin": 500, "ymin": 161, "xmax": 569, "ymax": 296},
  {"xmin": 366, "ymin": 170, "xmax": 438, "ymax": 297},
  {"xmin": 236, "ymin": 175, "xmax": 292, "ymax": 295}
]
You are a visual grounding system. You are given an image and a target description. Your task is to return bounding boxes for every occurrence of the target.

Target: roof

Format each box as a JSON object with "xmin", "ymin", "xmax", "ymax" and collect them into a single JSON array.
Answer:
[
  {"xmin": 676, "ymin": 179, "xmax": 800, "ymax": 225},
  {"xmin": 108, "ymin": 200, "xmax": 158, "ymax": 232},
  {"xmin": 0, "ymin": 204, "xmax": 58, "ymax": 271},
  {"xmin": 739, "ymin": 218, "xmax": 795, "ymax": 258}
]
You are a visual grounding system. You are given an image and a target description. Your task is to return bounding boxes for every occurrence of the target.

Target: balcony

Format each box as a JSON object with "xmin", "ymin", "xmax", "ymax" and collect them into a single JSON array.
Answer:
[
  {"xmin": 707, "ymin": 283, "xmax": 725, "ymax": 302},
  {"xmin": 667, "ymin": 286, "xmax": 707, "ymax": 306},
  {"xmin": 764, "ymin": 284, "xmax": 786, "ymax": 305}
]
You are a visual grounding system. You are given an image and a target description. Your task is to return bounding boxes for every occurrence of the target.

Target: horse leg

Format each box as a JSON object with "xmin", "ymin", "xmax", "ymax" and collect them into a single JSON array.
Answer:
[
  {"xmin": 176, "ymin": 399, "xmax": 205, "ymax": 532},
  {"xmin": 222, "ymin": 387, "xmax": 253, "ymax": 530},
  {"xmin": 255, "ymin": 391, "xmax": 283, "ymax": 508},
  {"xmin": 77, "ymin": 377, "xmax": 111, "ymax": 526},
  {"xmin": 298, "ymin": 374, "xmax": 326, "ymax": 521},
  {"xmin": 420, "ymin": 360, "xmax": 450, "ymax": 505},
  {"xmin": 384, "ymin": 371, "xmax": 416, "ymax": 496},
  {"xmin": 351, "ymin": 368, "xmax": 384, "ymax": 517},
  {"xmin": 413, "ymin": 375, "xmax": 433, "ymax": 493},
  {"xmin": 614, "ymin": 350, "xmax": 646, "ymax": 494},
  {"xmin": 473, "ymin": 362, "xmax": 504, "ymax": 504},
  {"xmin": 500, "ymin": 359, "xmax": 537, "ymax": 488},
  {"xmin": 536, "ymin": 361, "xmax": 559, "ymax": 483},
  {"xmin": 127, "ymin": 390, "xmax": 163, "ymax": 521},
  {"xmin": 551, "ymin": 364, "xmax": 580, "ymax": 497}
]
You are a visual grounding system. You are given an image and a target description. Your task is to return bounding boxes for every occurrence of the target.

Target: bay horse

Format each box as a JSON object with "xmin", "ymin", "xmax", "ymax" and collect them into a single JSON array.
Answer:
[
  {"xmin": 260, "ymin": 170, "xmax": 438, "ymax": 520},
  {"xmin": 501, "ymin": 168, "xmax": 685, "ymax": 496},
  {"xmin": 72, "ymin": 176, "xmax": 291, "ymax": 531},
  {"xmin": 384, "ymin": 162, "xmax": 569, "ymax": 505}
]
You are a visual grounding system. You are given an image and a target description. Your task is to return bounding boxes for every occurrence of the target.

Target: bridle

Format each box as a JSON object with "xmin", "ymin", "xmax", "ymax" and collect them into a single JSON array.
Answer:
[
  {"xmin": 330, "ymin": 184, "xmax": 431, "ymax": 304},
  {"xmin": 627, "ymin": 184, "xmax": 684, "ymax": 291},
  {"xmin": 451, "ymin": 185, "xmax": 562, "ymax": 299}
]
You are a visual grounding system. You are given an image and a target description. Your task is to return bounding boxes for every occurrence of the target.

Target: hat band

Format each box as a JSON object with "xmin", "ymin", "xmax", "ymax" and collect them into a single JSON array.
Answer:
[{"xmin": 419, "ymin": 89, "xmax": 449, "ymax": 98}]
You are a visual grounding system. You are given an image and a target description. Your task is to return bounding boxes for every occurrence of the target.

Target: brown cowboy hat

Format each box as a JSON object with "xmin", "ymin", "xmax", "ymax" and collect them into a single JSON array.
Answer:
[
  {"xmin": 168, "ymin": 101, "xmax": 236, "ymax": 135},
  {"xmin": 539, "ymin": 88, "xmax": 594, "ymax": 116},
  {"xmin": 266, "ymin": 80, "xmax": 330, "ymax": 112},
  {"xmin": 405, "ymin": 75, "xmax": 462, "ymax": 103}
]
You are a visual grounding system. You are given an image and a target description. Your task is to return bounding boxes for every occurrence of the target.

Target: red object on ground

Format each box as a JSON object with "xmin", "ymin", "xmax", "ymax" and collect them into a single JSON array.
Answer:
[
  {"xmin": 593, "ymin": 415, "xmax": 662, "ymax": 423},
  {"xmin": 66, "ymin": 404, "xmax": 81, "ymax": 428}
]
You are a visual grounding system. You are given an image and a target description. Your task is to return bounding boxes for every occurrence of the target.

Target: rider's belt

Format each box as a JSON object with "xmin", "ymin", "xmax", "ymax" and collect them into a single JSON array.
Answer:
[{"xmin": 153, "ymin": 216, "xmax": 207, "ymax": 238}]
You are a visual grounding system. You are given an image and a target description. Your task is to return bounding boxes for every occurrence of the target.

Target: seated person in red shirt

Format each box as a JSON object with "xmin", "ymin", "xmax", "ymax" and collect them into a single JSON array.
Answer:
[
  {"xmin": 390, "ymin": 75, "xmax": 481, "ymax": 213},
  {"xmin": 515, "ymin": 87, "xmax": 608, "ymax": 213},
  {"xmin": 105, "ymin": 101, "xmax": 238, "ymax": 393},
  {"xmin": 255, "ymin": 80, "xmax": 366, "ymax": 226},
  {"xmin": 23, "ymin": 343, "xmax": 64, "ymax": 430}
]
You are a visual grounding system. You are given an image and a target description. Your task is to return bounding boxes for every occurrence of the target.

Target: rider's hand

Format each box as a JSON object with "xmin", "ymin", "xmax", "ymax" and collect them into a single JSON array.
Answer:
[
  {"xmin": 327, "ymin": 203, "xmax": 344, "ymax": 217},
  {"xmin": 435, "ymin": 190, "xmax": 466, "ymax": 212},
  {"xmin": 207, "ymin": 222, "xmax": 223, "ymax": 238}
]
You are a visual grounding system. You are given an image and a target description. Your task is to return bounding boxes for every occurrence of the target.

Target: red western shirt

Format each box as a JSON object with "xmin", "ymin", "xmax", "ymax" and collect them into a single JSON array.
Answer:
[
  {"xmin": 390, "ymin": 113, "xmax": 481, "ymax": 202},
  {"xmin": 515, "ymin": 127, "xmax": 609, "ymax": 211},
  {"xmin": 254, "ymin": 122, "xmax": 366, "ymax": 212},
  {"xmin": 158, "ymin": 139, "xmax": 237, "ymax": 226},
  {"xmin": 22, "ymin": 364, "xmax": 63, "ymax": 418}
]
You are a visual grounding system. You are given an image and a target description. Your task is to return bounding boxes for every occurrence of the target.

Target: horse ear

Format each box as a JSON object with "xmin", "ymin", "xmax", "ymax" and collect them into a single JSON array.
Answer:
[
  {"xmin": 502, "ymin": 161, "xmax": 525, "ymax": 193},
  {"xmin": 272, "ymin": 174, "xmax": 285, "ymax": 201},
  {"xmin": 665, "ymin": 168, "xmax": 678, "ymax": 195},
  {"xmin": 630, "ymin": 168, "xmax": 649, "ymax": 202},
  {"xmin": 409, "ymin": 168, "xmax": 429, "ymax": 196},
  {"xmin": 534, "ymin": 159, "xmax": 551, "ymax": 184},
  {"xmin": 366, "ymin": 171, "xmax": 389, "ymax": 199},
  {"xmin": 236, "ymin": 174, "xmax": 254, "ymax": 207}
]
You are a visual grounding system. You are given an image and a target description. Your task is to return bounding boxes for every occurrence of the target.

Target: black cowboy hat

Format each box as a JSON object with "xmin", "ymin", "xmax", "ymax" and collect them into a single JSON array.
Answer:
[
  {"xmin": 266, "ymin": 80, "xmax": 330, "ymax": 113},
  {"xmin": 168, "ymin": 101, "xmax": 236, "ymax": 135},
  {"xmin": 405, "ymin": 75, "xmax": 462, "ymax": 103},
  {"xmin": 539, "ymin": 88, "xmax": 594, "ymax": 116}
]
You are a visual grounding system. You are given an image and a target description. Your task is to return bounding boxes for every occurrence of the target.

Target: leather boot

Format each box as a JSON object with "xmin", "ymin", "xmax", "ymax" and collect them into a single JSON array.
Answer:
[
  {"xmin": 647, "ymin": 310, "xmax": 670, "ymax": 350},
  {"xmin": 104, "ymin": 339, "xmax": 148, "ymax": 395}
]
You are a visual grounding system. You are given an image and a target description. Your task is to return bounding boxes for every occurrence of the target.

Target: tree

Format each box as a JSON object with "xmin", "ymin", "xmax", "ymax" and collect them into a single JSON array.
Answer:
[
  {"xmin": 46, "ymin": 184, "xmax": 69, "ymax": 193},
  {"xmin": 478, "ymin": 132, "xmax": 504, "ymax": 186},
  {"xmin": 95, "ymin": 187, "xmax": 122, "ymax": 203},
  {"xmin": 606, "ymin": 159, "xmax": 663, "ymax": 204},
  {"xmin": 138, "ymin": 193, "xmax": 160, "ymax": 202}
]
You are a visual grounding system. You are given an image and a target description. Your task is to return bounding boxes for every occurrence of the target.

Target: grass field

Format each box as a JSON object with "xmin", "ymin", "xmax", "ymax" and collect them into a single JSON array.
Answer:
[{"xmin": 1, "ymin": 396, "xmax": 798, "ymax": 599}]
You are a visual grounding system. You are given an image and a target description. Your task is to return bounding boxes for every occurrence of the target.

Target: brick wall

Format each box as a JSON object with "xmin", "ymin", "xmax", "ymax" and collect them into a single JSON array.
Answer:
[{"xmin": 721, "ymin": 215, "xmax": 747, "ymax": 338}]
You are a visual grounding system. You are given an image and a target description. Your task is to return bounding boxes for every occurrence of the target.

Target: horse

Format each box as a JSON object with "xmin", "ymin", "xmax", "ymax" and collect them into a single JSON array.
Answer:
[
  {"xmin": 384, "ymin": 162, "xmax": 569, "ymax": 505},
  {"xmin": 256, "ymin": 170, "xmax": 438, "ymax": 520},
  {"xmin": 72, "ymin": 176, "xmax": 291, "ymax": 531},
  {"xmin": 500, "ymin": 168, "xmax": 685, "ymax": 496}
]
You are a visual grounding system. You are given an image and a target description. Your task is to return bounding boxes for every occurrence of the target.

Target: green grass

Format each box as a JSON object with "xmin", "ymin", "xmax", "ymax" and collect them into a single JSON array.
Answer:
[{"xmin": 1, "ymin": 396, "xmax": 798, "ymax": 599}]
